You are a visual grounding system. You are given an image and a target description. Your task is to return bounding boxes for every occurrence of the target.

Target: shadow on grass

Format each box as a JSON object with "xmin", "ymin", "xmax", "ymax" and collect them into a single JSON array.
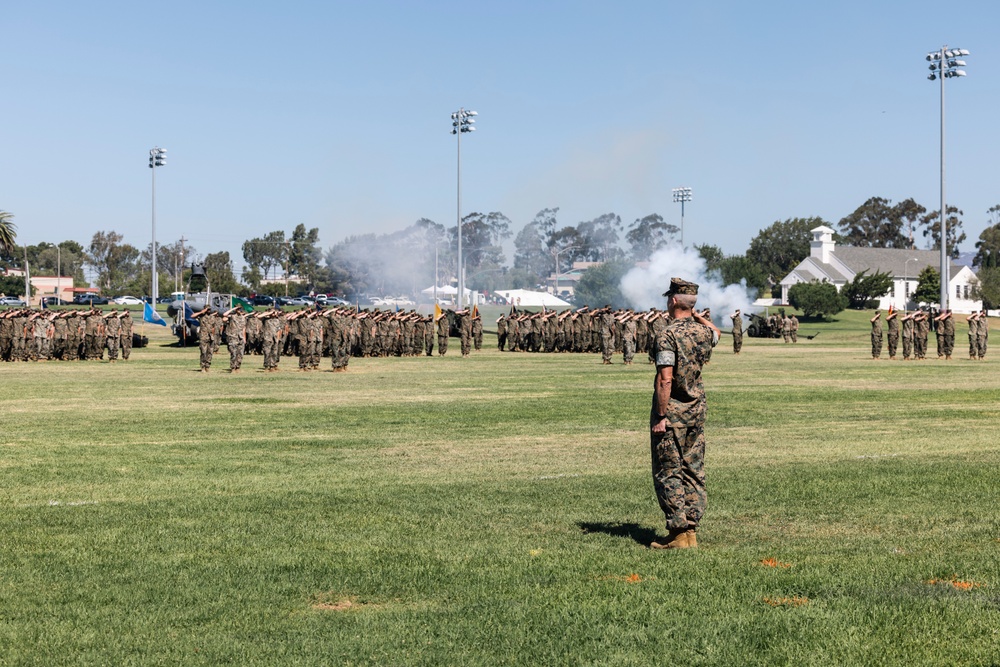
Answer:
[{"xmin": 578, "ymin": 521, "xmax": 658, "ymax": 547}]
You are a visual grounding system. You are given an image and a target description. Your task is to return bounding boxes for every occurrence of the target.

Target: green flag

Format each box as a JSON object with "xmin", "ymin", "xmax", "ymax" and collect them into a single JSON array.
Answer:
[{"xmin": 231, "ymin": 296, "xmax": 254, "ymax": 313}]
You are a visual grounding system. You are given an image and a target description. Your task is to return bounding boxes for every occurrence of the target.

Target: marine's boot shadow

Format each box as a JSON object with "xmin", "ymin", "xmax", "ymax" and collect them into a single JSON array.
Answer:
[{"xmin": 578, "ymin": 521, "xmax": 658, "ymax": 547}]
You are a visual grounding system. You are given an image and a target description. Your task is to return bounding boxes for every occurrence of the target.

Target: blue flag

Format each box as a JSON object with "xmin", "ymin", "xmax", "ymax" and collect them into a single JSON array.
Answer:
[
  {"xmin": 143, "ymin": 301, "xmax": 167, "ymax": 327},
  {"xmin": 183, "ymin": 302, "xmax": 200, "ymax": 328}
]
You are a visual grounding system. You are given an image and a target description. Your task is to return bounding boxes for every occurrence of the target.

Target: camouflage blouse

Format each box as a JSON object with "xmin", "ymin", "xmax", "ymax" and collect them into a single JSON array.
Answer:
[{"xmin": 654, "ymin": 317, "xmax": 718, "ymax": 423}]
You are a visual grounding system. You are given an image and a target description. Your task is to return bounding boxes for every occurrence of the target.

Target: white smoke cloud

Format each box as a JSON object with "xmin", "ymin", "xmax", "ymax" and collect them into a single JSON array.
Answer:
[{"xmin": 620, "ymin": 245, "xmax": 759, "ymax": 324}]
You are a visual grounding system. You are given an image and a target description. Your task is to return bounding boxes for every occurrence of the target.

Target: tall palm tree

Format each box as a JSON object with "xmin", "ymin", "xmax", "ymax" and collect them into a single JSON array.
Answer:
[{"xmin": 0, "ymin": 210, "xmax": 16, "ymax": 257}]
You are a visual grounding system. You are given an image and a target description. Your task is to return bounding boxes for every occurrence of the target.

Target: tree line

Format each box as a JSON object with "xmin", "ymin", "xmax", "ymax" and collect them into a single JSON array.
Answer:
[{"xmin": 4, "ymin": 196, "xmax": 1000, "ymax": 305}]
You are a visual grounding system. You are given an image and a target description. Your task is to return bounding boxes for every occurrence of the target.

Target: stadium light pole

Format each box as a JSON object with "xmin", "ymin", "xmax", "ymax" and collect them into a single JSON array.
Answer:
[
  {"xmin": 451, "ymin": 108, "xmax": 477, "ymax": 309},
  {"xmin": 926, "ymin": 46, "xmax": 969, "ymax": 310},
  {"xmin": 672, "ymin": 187, "xmax": 692, "ymax": 248},
  {"xmin": 149, "ymin": 147, "xmax": 167, "ymax": 304}
]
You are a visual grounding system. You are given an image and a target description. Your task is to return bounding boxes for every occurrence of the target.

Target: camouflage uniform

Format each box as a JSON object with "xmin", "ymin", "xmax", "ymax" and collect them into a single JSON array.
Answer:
[
  {"xmin": 472, "ymin": 316, "xmax": 483, "ymax": 351},
  {"xmin": 496, "ymin": 315, "xmax": 507, "ymax": 351},
  {"xmin": 65, "ymin": 312, "xmax": 83, "ymax": 361},
  {"xmin": 11, "ymin": 311, "xmax": 25, "ymax": 361},
  {"xmin": 886, "ymin": 312, "xmax": 899, "ymax": 359},
  {"xmin": 436, "ymin": 315, "xmax": 449, "ymax": 356},
  {"xmin": 245, "ymin": 313, "xmax": 263, "ymax": 355},
  {"xmin": 790, "ymin": 315, "xmax": 799, "ymax": 343},
  {"xmin": 968, "ymin": 315, "xmax": 979, "ymax": 359},
  {"xmin": 296, "ymin": 314, "xmax": 313, "ymax": 370},
  {"xmin": 0, "ymin": 313, "xmax": 13, "ymax": 361},
  {"xmin": 977, "ymin": 314, "xmax": 989, "ymax": 359},
  {"xmin": 84, "ymin": 311, "xmax": 104, "ymax": 361},
  {"xmin": 942, "ymin": 311, "xmax": 955, "ymax": 358},
  {"xmin": 262, "ymin": 313, "xmax": 286, "ymax": 371},
  {"xmin": 197, "ymin": 310, "xmax": 219, "ymax": 371},
  {"xmin": 915, "ymin": 313, "xmax": 929, "ymax": 359},
  {"xmin": 31, "ymin": 314, "xmax": 51, "ymax": 360},
  {"xmin": 509, "ymin": 315, "xmax": 522, "ymax": 351},
  {"xmin": 901, "ymin": 314, "xmax": 914, "ymax": 360},
  {"xmin": 648, "ymin": 313, "xmax": 668, "ymax": 364},
  {"xmin": 307, "ymin": 313, "xmax": 323, "ymax": 368},
  {"xmin": 225, "ymin": 310, "xmax": 247, "ymax": 371},
  {"xmin": 423, "ymin": 315, "xmax": 434, "ymax": 357},
  {"xmin": 870, "ymin": 313, "xmax": 882, "ymax": 359},
  {"xmin": 651, "ymin": 309, "xmax": 719, "ymax": 532},
  {"xmin": 120, "ymin": 311, "xmax": 133, "ymax": 360},
  {"xmin": 459, "ymin": 312, "xmax": 472, "ymax": 357},
  {"xmin": 52, "ymin": 314, "xmax": 68, "ymax": 360},
  {"xmin": 104, "ymin": 312, "xmax": 121, "ymax": 361},
  {"xmin": 528, "ymin": 314, "xmax": 542, "ymax": 353},
  {"xmin": 599, "ymin": 310, "xmax": 615, "ymax": 364},
  {"xmin": 730, "ymin": 312, "xmax": 742, "ymax": 354},
  {"xmin": 622, "ymin": 316, "xmax": 637, "ymax": 365}
]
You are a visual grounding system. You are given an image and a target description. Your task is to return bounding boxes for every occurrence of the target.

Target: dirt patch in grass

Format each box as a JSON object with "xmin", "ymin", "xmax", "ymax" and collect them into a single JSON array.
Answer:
[
  {"xmin": 309, "ymin": 592, "xmax": 433, "ymax": 613},
  {"xmin": 312, "ymin": 598, "xmax": 357, "ymax": 611},
  {"xmin": 763, "ymin": 596, "xmax": 809, "ymax": 607}
]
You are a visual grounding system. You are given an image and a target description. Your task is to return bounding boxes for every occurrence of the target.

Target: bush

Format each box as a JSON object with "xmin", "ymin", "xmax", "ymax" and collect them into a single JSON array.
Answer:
[
  {"xmin": 842, "ymin": 269, "xmax": 893, "ymax": 309},
  {"xmin": 788, "ymin": 281, "xmax": 848, "ymax": 319}
]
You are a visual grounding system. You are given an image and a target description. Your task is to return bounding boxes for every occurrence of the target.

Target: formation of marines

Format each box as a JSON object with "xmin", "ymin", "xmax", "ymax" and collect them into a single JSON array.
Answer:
[
  {"xmin": 0, "ymin": 308, "xmax": 134, "ymax": 362},
  {"xmin": 872, "ymin": 306, "xmax": 989, "ymax": 361},
  {"xmin": 495, "ymin": 306, "xmax": 673, "ymax": 365},
  {"xmin": 191, "ymin": 306, "xmax": 485, "ymax": 373}
]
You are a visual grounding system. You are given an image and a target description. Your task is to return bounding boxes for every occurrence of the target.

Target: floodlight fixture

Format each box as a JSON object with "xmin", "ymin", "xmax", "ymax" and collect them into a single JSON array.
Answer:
[
  {"xmin": 450, "ymin": 108, "xmax": 479, "ymax": 308},
  {"xmin": 672, "ymin": 187, "xmax": 693, "ymax": 247},
  {"xmin": 923, "ymin": 45, "xmax": 970, "ymax": 309},
  {"xmin": 148, "ymin": 146, "xmax": 167, "ymax": 303}
]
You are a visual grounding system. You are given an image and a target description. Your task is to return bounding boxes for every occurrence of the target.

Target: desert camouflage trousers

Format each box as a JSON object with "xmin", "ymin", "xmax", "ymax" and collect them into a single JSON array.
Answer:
[
  {"xmin": 199, "ymin": 338, "xmax": 214, "ymax": 369},
  {"xmin": 942, "ymin": 334, "xmax": 955, "ymax": 357},
  {"xmin": 622, "ymin": 338, "xmax": 635, "ymax": 364},
  {"xmin": 601, "ymin": 333, "xmax": 613, "ymax": 363},
  {"xmin": 228, "ymin": 338, "xmax": 245, "ymax": 371},
  {"xmin": 262, "ymin": 338, "xmax": 281, "ymax": 369},
  {"xmin": 650, "ymin": 411, "xmax": 707, "ymax": 531}
]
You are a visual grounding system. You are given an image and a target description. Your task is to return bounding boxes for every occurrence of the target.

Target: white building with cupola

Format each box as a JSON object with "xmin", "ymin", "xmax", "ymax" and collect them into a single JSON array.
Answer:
[{"xmin": 779, "ymin": 226, "xmax": 980, "ymax": 313}]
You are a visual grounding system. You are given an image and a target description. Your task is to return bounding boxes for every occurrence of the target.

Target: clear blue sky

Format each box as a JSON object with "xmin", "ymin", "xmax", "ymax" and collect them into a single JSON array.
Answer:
[{"xmin": 3, "ymin": 1, "xmax": 998, "ymax": 277}]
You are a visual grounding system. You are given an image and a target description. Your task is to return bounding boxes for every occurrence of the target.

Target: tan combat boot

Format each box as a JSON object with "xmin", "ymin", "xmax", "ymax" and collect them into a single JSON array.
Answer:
[{"xmin": 650, "ymin": 529, "xmax": 690, "ymax": 550}]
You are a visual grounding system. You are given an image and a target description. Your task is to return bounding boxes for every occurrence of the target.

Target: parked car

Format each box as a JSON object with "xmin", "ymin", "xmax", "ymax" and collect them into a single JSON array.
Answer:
[
  {"xmin": 327, "ymin": 297, "xmax": 350, "ymax": 306},
  {"xmin": 251, "ymin": 295, "xmax": 275, "ymax": 307},
  {"xmin": 72, "ymin": 294, "xmax": 109, "ymax": 305},
  {"xmin": 113, "ymin": 295, "xmax": 144, "ymax": 305},
  {"xmin": 284, "ymin": 297, "xmax": 311, "ymax": 306},
  {"xmin": 40, "ymin": 297, "xmax": 70, "ymax": 306},
  {"xmin": 0, "ymin": 296, "xmax": 27, "ymax": 307}
]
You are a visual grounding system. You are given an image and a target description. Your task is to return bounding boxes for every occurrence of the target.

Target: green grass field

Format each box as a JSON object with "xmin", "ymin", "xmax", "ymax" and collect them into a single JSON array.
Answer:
[{"xmin": 2, "ymin": 309, "xmax": 998, "ymax": 666}]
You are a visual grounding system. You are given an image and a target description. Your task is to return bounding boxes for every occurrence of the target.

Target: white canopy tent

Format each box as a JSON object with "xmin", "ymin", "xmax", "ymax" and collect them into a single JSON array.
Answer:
[
  {"xmin": 420, "ymin": 285, "xmax": 479, "ymax": 305},
  {"xmin": 493, "ymin": 289, "xmax": 571, "ymax": 308}
]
